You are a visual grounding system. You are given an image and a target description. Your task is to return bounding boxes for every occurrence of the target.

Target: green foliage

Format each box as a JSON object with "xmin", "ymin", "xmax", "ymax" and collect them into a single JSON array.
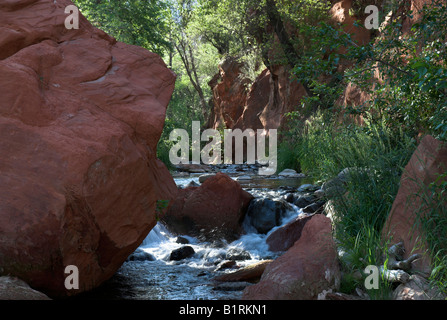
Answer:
[
  {"xmin": 73, "ymin": 0, "xmax": 171, "ymax": 56},
  {"xmin": 154, "ymin": 199, "xmax": 170, "ymax": 222},
  {"xmin": 346, "ymin": 0, "xmax": 447, "ymax": 140},
  {"xmin": 285, "ymin": 109, "xmax": 415, "ymax": 298}
]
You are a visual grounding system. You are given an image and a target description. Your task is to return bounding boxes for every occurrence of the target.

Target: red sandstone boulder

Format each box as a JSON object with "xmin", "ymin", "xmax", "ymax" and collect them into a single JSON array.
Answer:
[
  {"xmin": 383, "ymin": 135, "xmax": 447, "ymax": 275},
  {"xmin": 242, "ymin": 215, "xmax": 340, "ymax": 300},
  {"xmin": 0, "ymin": 0, "xmax": 177, "ymax": 298},
  {"xmin": 266, "ymin": 214, "xmax": 314, "ymax": 252},
  {"xmin": 163, "ymin": 173, "xmax": 254, "ymax": 241}
]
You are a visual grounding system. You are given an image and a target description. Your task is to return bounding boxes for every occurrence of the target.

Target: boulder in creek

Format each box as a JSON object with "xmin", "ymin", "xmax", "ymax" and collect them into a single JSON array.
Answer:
[
  {"xmin": 162, "ymin": 173, "xmax": 254, "ymax": 242},
  {"xmin": 245, "ymin": 198, "xmax": 294, "ymax": 234},
  {"xmin": 169, "ymin": 246, "xmax": 196, "ymax": 261},
  {"xmin": 0, "ymin": 0, "xmax": 177, "ymax": 298},
  {"xmin": 242, "ymin": 215, "xmax": 341, "ymax": 300}
]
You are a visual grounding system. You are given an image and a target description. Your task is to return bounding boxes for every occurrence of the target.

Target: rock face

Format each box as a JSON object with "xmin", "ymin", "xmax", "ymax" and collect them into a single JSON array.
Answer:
[
  {"xmin": 162, "ymin": 173, "xmax": 254, "ymax": 241},
  {"xmin": 0, "ymin": 0, "xmax": 177, "ymax": 298},
  {"xmin": 207, "ymin": 57, "xmax": 251, "ymax": 129},
  {"xmin": 207, "ymin": 0, "xmax": 372, "ymax": 133},
  {"xmin": 208, "ymin": 59, "xmax": 306, "ymax": 132},
  {"xmin": 242, "ymin": 215, "xmax": 340, "ymax": 300},
  {"xmin": 383, "ymin": 135, "xmax": 447, "ymax": 274}
]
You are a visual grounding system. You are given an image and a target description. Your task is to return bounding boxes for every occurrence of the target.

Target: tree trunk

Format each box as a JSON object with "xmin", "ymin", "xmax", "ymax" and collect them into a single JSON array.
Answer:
[{"xmin": 175, "ymin": 39, "xmax": 209, "ymax": 120}]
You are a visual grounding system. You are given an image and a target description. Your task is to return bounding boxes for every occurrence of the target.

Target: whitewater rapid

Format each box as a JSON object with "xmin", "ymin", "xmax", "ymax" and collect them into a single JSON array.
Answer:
[{"xmin": 78, "ymin": 173, "xmax": 306, "ymax": 300}]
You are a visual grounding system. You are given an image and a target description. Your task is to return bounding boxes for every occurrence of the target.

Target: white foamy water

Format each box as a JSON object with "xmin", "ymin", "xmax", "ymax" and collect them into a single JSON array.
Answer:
[
  {"xmin": 139, "ymin": 177, "xmax": 304, "ymax": 270},
  {"xmin": 83, "ymin": 174, "xmax": 306, "ymax": 300}
]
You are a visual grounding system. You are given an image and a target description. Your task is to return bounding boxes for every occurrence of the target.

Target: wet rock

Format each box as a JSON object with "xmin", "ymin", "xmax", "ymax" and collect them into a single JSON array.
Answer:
[
  {"xmin": 176, "ymin": 236, "xmax": 190, "ymax": 244},
  {"xmin": 293, "ymin": 194, "xmax": 317, "ymax": 208},
  {"xmin": 226, "ymin": 247, "xmax": 251, "ymax": 261},
  {"xmin": 169, "ymin": 246, "xmax": 196, "ymax": 261},
  {"xmin": 214, "ymin": 260, "xmax": 237, "ymax": 271},
  {"xmin": 303, "ymin": 200, "xmax": 326, "ymax": 214},
  {"xmin": 127, "ymin": 249, "xmax": 156, "ymax": 262},
  {"xmin": 246, "ymin": 198, "xmax": 294, "ymax": 234},
  {"xmin": 283, "ymin": 193, "xmax": 295, "ymax": 203}
]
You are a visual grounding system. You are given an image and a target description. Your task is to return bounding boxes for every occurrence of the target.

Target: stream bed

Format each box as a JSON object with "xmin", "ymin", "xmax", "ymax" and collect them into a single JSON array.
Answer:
[{"xmin": 76, "ymin": 166, "xmax": 311, "ymax": 300}]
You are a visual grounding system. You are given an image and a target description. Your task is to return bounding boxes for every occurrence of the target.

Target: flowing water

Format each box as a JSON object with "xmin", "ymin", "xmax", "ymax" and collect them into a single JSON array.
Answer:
[{"xmin": 78, "ymin": 167, "xmax": 309, "ymax": 300}]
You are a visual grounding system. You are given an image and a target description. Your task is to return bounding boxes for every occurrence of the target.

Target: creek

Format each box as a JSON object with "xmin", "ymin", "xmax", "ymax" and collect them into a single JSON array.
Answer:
[{"xmin": 77, "ymin": 165, "xmax": 311, "ymax": 300}]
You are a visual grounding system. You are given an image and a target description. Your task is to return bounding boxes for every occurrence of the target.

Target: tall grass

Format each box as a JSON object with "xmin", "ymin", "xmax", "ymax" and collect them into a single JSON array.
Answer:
[
  {"xmin": 414, "ymin": 172, "xmax": 447, "ymax": 296},
  {"xmin": 284, "ymin": 110, "xmax": 417, "ymax": 298}
]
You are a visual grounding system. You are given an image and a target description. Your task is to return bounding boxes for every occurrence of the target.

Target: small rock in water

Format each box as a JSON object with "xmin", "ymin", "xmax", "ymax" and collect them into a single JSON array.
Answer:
[
  {"xmin": 246, "ymin": 198, "xmax": 294, "ymax": 234},
  {"xmin": 294, "ymin": 194, "xmax": 317, "ymax": 208},
  {"xmin": 176, "ymin": 236, "xmax": 190, "ymax": 244},
  {"xmin": 278, "ymin": 169, "xmax": 305, "ymax": 178},
  {"xmin": 297, "ymin": 184, "xmax": 320, "ymax": 193},
  {"xmin": 127, "ymin": 249, "xmax": 156, "ymax": 262},
  {"xmin": 236, "ymin": 175, "xmax": 252, "ymax": 181},
  {"xmin": 303, "ymin": 200, "xmax": 326, "ymax": 214},
  {"xmin": 169, "ymin": 246, "xmax": 195, "ymax": 261},
  {"xmin": 214, "ymin": 260, "xmax": 237, "ymax": 271},
  {"xmin": 226, "ymin": 247, "xmax": 251, "ymax": 261}
]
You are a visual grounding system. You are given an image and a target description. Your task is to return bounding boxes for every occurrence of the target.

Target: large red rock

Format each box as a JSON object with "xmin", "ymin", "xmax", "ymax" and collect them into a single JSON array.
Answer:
[
  {"xmin": 0, "ymin": 0, "xmax": 177, "ymax": 298},
  {"xmin": 162, "ymin": 173, "xmax": 254, "ymax": 241},
  {"xmin": 266, "ymin": 214, "xmax": 314, "ymax": 252},
  {"xmin": 383, "ymin": 135, "xmax": 447, "ymax": 274},
  {"xmin": 242, "ymin": 214, "xmax": 340, "ymax": 300}
]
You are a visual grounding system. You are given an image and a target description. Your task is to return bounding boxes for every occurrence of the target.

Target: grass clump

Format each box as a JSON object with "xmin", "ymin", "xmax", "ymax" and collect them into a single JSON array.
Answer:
[{"xmin": 283, "ymin": 109, "xmax": 416, "ymax": 298}]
